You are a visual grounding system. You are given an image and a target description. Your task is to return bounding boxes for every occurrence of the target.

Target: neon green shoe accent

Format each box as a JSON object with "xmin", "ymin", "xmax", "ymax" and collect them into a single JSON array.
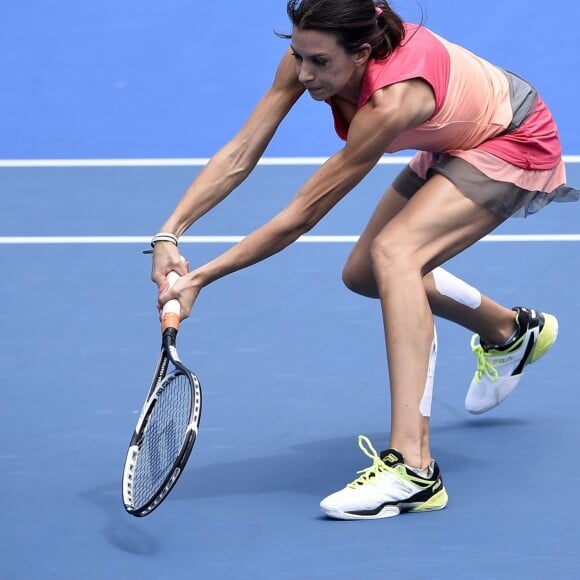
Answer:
[
  {"xmin": 471, "ymin": 311, "xmax": 558, "ymax": 383},
  {"xmin": 410, "ymin": 488, "xmax": 449, "ymax": 512},
  {"xmin": 348, "ymin": 436, "xmax": 436, "ymax": 489},
  {"xmin": 531, "ymin": 313, "xmax": 558, "ymax": 363},
  {"xmin": 466, "ymin": 308, "xmax": 559, "ymax": 414},
  {"xmin": 470, "ymin": 333, "xmax": 528, "ymax": 382},
  {"xmin": 471, "ymin": 336, "xmax": 501, "ymax": 383},
  {"xmin": 320, "ymin": 436, "xmax": 448, "ymax": 519},
  {"xmin": 347, "ymin": 436, "xmax": 389, "ymax": 488}
]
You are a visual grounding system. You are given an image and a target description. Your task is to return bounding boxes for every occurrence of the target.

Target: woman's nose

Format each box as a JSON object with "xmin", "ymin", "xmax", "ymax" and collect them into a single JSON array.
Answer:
[{"xmin": 297, "ymin": 63, "xmax": 314, "ymax": 83}]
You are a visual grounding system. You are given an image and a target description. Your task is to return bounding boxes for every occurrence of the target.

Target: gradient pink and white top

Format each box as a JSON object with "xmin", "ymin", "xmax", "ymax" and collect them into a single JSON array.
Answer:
[{"xmin": 327, "ymin": 23, "xmax": 562, "ymax": 170}]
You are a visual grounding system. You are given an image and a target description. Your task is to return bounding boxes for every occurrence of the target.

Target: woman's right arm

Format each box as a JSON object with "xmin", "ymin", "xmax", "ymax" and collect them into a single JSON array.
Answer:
[{"xmin": 152, "ymin": 50, "xmax": 305, "ymax": 282}]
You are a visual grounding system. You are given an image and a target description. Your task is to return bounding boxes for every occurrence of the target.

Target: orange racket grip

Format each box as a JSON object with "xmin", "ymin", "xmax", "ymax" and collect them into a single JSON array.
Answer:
[
  {"xmin": 161, "ymin": 271, "xmax": 181, "ymax": 331},
  {"xmin": 161, "ymin": 311, "xmax": 180, "ymax": 332}
]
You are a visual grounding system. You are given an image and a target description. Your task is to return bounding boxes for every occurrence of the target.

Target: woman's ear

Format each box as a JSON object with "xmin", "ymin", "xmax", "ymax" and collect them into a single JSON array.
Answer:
[{"xmin": 355, "ymin": 43, "xmax": 372, "ymax": 66}]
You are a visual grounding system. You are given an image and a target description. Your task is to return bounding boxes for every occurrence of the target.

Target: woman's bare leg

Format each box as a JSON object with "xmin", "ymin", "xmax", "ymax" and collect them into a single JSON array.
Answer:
[
  {"xmin": 367, "ymin": 175, "xmax": 505, "ymax": 469},
  {"xmin": 343, "ymin": 186, "xmax": 517, "ymax": 347}
]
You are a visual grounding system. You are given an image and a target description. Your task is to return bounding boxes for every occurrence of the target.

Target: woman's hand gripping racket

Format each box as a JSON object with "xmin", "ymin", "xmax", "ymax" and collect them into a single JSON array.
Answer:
[{"xmin": 122, "ymin": 271, "xmax": 202, "ymax": 517}]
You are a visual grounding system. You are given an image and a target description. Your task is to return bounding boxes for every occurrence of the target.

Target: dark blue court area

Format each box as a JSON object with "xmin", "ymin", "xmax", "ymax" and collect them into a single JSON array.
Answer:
[
  {"xmin": 2, "ymin": 0, "xmax": 580, "ymax": 578},
  {"xmin": 2, "ymin": 162, "xmax": 580, "ymax": 579}
]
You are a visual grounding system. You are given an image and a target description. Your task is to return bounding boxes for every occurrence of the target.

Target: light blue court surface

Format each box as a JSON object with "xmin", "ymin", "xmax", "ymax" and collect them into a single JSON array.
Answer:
[{"xmin": 1, "ymin": 162, "xmax": 580, "ymax": 579}]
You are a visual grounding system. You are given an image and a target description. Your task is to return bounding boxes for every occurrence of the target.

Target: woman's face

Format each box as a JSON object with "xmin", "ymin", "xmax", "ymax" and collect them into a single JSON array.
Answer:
[{"xmin": 290, "ymin": 27, "xmax": 367, "ymax": 101}]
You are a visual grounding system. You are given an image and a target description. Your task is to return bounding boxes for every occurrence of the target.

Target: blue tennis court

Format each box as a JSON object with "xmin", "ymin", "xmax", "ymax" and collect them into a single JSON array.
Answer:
[
  {"xmin": 2, "ymin": 1, "xmax": 580, "ymax": 578},
  {"xmin": 2, "ymin": 162, "xmax": 580, "ymax": 579}
]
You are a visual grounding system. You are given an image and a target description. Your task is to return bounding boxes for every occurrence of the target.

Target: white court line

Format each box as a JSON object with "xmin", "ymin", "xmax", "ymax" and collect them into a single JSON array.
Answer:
[
  {"xmin": 0, "ymin": 157, "xmax": 412, "ymax": 167},
  {"xmin": 1, "ymin": 155, "xmax": 580, "ymax": 168},
  {"xmin": 1, "ymin": 234, "xmax": 580, "ymax": 245}
]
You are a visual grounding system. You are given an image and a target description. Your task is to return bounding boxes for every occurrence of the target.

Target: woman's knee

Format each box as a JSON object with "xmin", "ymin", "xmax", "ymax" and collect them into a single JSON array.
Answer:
[
  {"xmin": 342, "ymin": 252, "xmax": 378, "ymax": 297},
  {"xmin": 370, "ymin": 234, "xmax": 417, "ymax": 279}
]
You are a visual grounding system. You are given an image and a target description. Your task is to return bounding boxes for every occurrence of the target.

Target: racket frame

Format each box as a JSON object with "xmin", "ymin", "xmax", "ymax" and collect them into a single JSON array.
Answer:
[{"xmin": 122, "ymin": 272, "xmax": 202, "ymax": 517}]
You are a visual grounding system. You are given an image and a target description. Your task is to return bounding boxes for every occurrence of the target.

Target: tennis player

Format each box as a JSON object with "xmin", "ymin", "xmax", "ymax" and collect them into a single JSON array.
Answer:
[{"xmin": 150, "ymin": 0, "xmax": 579, "ymax": 519}]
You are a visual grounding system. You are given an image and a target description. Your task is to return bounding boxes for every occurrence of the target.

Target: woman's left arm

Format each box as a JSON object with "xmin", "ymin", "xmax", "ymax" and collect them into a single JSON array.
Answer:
[{"xmin": 167, "ymin": 79, "xmax": 435, "ymax": 317}]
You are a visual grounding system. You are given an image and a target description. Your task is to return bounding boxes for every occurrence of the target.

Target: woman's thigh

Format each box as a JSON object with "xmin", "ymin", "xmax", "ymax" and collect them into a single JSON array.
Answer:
[{"xmin": 373, "ymin": 173, "xmax": 506, "ymax": 276}]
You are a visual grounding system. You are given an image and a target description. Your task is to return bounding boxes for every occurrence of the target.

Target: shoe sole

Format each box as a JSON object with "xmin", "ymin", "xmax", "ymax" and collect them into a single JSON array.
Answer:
[{"xmin": 321, "ymin": 488, "xmax": 449, "ymax": 520}]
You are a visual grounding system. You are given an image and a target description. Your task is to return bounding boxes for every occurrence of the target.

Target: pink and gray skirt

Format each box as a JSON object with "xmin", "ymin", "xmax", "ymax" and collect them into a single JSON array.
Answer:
[{"xmin": 393, "ymin": 70, "xmax": 580, "ymax": 218}]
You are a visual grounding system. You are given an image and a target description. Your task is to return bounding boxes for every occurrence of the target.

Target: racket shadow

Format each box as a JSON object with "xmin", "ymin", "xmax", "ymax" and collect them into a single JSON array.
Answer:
[{"xmin": 79, "ymin": 483, "xmax": 162, "ymax": 555}]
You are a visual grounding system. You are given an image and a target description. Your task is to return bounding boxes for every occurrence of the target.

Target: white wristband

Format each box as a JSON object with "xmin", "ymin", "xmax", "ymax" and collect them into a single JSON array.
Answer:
[{"xmin": 150, "ymin": 232, "xmax": 178, "ymax": 248}]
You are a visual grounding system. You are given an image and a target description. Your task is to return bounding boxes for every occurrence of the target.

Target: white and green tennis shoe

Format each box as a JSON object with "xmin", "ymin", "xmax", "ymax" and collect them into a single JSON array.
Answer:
[
  {"xmin": 465, "ymin": 307, "xmax": 558, "ymax": 414},
  {"xmin": 320, "ymin": 436, "xmax": 448, "ymax": 520}
]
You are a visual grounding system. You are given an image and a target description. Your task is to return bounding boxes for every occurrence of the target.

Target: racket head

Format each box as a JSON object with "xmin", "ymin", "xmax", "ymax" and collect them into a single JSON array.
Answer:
[{"xmin": 122, "ymin": 344, "xmax": 202, "ymax": 517}]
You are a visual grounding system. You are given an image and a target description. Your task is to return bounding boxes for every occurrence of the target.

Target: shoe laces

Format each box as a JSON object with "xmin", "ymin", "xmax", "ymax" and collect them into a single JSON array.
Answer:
[
  {"xmin": 471, "ymin": 335, "xmax": 499, "ymax": 383},
  {"xmin": 347, "ymin": 435, "xmax": 389, "ymax": 488}
]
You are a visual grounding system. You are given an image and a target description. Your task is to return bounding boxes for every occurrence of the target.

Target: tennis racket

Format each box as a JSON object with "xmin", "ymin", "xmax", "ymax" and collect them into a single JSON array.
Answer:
[{"xmin": 122, "ymin": 271, "xmax": 202, "ymax": 517}]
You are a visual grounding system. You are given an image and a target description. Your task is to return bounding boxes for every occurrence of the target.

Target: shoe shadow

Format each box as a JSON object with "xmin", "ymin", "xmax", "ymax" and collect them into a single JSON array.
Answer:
[
  {"xmin": 171, "ymin": 422, "xmax": 524, "ymax": 502},
  {"xmin": 433, "ymin": 416, "xmax": 529, "ymax": 431},
  {"xmin": 173, "ymin": 433, "xmax": 367, "ymax": 501}
]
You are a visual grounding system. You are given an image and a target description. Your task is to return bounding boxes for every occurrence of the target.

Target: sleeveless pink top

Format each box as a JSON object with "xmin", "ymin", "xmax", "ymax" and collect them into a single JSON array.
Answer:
[{"xmin": 327, "ymin": 24, "xmax": 561, "ymax": 170}]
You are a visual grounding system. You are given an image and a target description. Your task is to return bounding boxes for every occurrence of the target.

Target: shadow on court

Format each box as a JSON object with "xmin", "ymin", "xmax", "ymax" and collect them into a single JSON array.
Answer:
[{"xmin": 83, "ymin": 415, "xmax": 528, "ymax": 513}]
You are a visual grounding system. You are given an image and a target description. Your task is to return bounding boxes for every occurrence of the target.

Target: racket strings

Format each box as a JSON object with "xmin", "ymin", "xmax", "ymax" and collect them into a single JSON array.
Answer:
[{"xmin": 131, "ymin": 372, "xmax": 193, "ymax": 508}]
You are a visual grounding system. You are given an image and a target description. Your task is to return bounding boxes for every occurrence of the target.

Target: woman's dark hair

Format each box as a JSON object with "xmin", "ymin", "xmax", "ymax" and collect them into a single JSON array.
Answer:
[{"xmin": 277, "ymin": 0, "xmax": 405, "ymax": 59}]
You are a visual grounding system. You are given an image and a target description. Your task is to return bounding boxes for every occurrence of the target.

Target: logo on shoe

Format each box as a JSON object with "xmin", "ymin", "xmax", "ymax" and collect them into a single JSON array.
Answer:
[
  {"xmin": 492, "ymin": 356, "xmax": 514, "ymax": 365},
  {"xmin": 383, "ymin": 453, "xmax": 399, "ymax": 465}
]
